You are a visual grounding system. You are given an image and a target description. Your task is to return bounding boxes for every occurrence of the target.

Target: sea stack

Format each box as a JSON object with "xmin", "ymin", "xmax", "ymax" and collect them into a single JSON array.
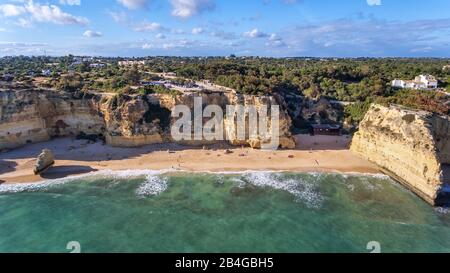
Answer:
[
  {"xmin": 34, "ymin": 149, "xmax": 55, "ymax": 175},
  {"xmin": 351, "ymin": 104, "xmax": 450, "ymax": 206}
]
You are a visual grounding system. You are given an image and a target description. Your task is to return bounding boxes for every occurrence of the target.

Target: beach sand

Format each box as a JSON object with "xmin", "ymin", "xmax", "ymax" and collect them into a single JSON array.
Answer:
[{"xmin": 0, "ymin": 135, "xmax": 379, "ymax": 184}]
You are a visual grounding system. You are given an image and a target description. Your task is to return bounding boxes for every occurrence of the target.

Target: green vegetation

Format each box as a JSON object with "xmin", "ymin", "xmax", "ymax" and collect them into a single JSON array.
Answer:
[
  {"xmin": 344, "ymin": 101, "xmax": 372, "ymax": 123},
  {"xmin": 1, "ymin": 56, "xmax": 449, "ymax": 116},
  {"xmin": 375, "ymin": 89, "xmax": 449, "ymax": 115}
]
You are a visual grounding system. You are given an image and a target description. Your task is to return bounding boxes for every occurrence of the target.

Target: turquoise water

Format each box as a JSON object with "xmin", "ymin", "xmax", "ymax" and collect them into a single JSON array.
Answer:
[{"xmin": 0, "ymin": 171, "xmax": 449, "ymax": 253}]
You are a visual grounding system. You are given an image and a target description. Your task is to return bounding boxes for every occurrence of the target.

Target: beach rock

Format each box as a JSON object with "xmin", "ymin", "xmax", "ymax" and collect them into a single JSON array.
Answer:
[
  {"xmin": 34, "ymin": 149, "xmax": 55, "ymax": 175},
  {"xmin": 351, "ymin": 104, "xmax": 450, "ymax": 206}
]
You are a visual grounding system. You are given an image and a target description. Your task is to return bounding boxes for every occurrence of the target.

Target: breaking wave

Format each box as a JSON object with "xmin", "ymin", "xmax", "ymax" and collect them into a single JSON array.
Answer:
[
  {"xmin": 0, "ymin": 169, "xmax": 392, "ymax": 207},
  {"xmin": 136, "ymin": 175, "xmax": 168, "ymax": 197},
  {"xmin": 435, "ymin": 207, "xmax": 449, "ymax": 214},
  {"xmin": 0, "ymin": 169, "xmax": 173, "ymax": 194},
  {"xmin": 239, "ymin": 172, "xmax": 324, "ymax": 209}
]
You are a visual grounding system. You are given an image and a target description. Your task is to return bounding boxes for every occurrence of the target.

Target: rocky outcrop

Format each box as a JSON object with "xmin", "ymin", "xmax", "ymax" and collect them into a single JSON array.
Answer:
[
  {"xmin": 0, "ymin": 90, "xmax": 105, "ymax": 150},
  {"xmin": 223, "ymin": 92, "xmax": 296, "ymax": 149},
  {"xmin": 351, "ymin": 104, "xmax": 450, "ymax": 206},
  {"xmin": 34, "ymin": 149, "xmax": 54, "ymax": 175},
  {"xmin": 0, "ymin": 89, "xmax": 296, "ymax": 150}
]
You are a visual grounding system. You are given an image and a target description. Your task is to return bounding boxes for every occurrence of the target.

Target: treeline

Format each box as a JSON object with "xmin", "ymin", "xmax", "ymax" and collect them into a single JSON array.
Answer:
[
  {"xmin": 1, "ymin": 56, "xmax": 449, "ymax": 116},
  {"xmin": 145, "ymin": 57, "xmax": 449, "ymax": 115}
]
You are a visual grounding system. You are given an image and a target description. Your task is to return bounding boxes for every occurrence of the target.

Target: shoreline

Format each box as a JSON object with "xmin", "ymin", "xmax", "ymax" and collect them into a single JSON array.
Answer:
[{"xmin": 0, "ymin": 135, "xmax": 380, "ymax": 185}]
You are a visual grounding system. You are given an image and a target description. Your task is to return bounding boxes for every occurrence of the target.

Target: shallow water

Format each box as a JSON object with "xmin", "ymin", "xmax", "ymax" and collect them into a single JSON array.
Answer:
[{"xmin": 0, "ymin": 171, "xmax": 449, "ymax": 253}]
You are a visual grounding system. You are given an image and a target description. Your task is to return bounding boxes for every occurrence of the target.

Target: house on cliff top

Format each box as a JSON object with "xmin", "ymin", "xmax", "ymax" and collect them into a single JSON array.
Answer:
[{"xmin": 392, "ymin": 74, "xmax": 438, "ymax": 90}]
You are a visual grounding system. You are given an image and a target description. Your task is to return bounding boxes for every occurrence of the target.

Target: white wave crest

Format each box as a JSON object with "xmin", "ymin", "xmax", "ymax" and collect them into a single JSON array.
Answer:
[
  {"xmin": 136, "ymin": 175, "xmax": 168, "ymax": 197},
  {"xmin": 242, "ymin": 172, "xmax": 324, "ymax": 209},
  {"xmin": 0, "ymin": 169, "xmax": 174, "ymax": 194},
  {"xmin": 435, "ymin": 207, "xmax": 449, "ymax": 214}
]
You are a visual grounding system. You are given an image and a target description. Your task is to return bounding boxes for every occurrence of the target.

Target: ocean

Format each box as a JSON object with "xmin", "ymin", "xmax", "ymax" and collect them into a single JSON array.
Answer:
[{"xmin": 0, "ymin": 171, "xmax": 449, "ymax": 253}]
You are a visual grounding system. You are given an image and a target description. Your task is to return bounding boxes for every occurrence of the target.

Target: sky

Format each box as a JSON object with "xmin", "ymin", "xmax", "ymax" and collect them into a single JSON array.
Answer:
[{"xmin": 0, "ymin": 0, "xmax": 450, "ymax": 57}]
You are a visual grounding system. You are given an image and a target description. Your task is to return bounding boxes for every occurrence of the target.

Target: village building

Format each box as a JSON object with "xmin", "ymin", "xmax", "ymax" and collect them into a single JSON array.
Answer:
[
  {"xmin": 391, "ymin": 74, "xmax": 438, "ymax": 90},
  {"xmin": 41, "ymin": 69, "xmax": 52, "ymax": 77},
  {"xmin": 118, "ymin": 60, "xmax": 146, "ymax": 66},
  {"xmin": 89, "ymin": 63, "xmax": 107, "ymax": 68}
]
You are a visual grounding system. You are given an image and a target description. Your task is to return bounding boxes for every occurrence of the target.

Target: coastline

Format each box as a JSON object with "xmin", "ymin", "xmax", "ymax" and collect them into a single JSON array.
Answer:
[{"xmin": 0, "ymin": 135, "xmax": 380, "ymax": 185}]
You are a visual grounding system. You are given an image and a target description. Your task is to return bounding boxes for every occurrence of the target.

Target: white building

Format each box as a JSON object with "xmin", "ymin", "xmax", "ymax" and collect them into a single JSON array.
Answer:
[
  {"xmin": 89, "ymin": 63, "xmax": 106, "ymax": 68},
  {"xmin": 41, "ymin": 69, "xmax": 52, "ymax": 77},
  {"xmin": 416, "ymin": 75, "xmax": 438, "ymax": 89},
  {"xmin": 391, "ymin": 74, "xmax": 437, "ymax": 90},
  {"xmin": 118, "ymin": 60, "xmax": 146, "ymax": 66}
]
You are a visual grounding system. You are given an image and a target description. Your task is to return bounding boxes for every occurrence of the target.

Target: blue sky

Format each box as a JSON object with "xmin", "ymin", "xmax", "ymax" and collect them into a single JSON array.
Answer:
[{"xmin": 0, "ymin": 0, "xmax": 450, "ymax": 57}]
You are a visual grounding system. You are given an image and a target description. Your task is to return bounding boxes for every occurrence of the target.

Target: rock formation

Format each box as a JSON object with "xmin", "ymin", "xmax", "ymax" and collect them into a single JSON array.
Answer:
[
  {"xmin": 351, "ymin": 104, "xmax": 450, "ymax": 206},
  {"xmin": 0, "ymin": 89, "xmax": 296, "ymax": 150},
  {"xmin": 0, "ymin": 90, "xmax": 105, "ymax": 150},
  {"xmin": 34, "ymin": 149, "xmax": 55, "ymax": 175}
]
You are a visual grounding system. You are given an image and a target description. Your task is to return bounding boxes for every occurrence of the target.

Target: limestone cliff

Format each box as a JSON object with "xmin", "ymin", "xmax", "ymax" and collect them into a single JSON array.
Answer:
[
  {"xmin": 351, "ymin": 104, "xmax": 450, "ymax": 206},
  {"xmin": 0, "ymin": 89, "xmax": 105, "ymax": 150},
  {"xmin": 0, "ymin": 89, "xmax": 295, "ymax": 150}
]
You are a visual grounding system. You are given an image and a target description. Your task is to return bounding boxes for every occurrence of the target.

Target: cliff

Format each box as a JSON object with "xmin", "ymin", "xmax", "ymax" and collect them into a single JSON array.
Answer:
[
  {"xmin": 0, "ymin": 90, "xmax": 105, "ymax": 150},
  {"xmin": 351, "ymin": 104, "xmax": 450, "ymax": 206},
  {"xmin": 0, "ymin": 89, "xmax": 295, "ymax": 150}
]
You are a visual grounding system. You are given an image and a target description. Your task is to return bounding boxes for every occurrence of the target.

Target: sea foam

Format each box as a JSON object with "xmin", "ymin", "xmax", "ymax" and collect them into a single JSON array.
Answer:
[
  {"xmin": 136, "ymin": 175, "xmax": 168, "ymax": 197},
  {"xmin": 240, "ymin": 172, "xmax": 324, "ymax": 209},
  {"xmin": 0, "ymin": 169, "xmax": 174, "ymax": 194},
  {"xmin": 0, "ymin": 169, "xmax": 390, "ymax": 199}
]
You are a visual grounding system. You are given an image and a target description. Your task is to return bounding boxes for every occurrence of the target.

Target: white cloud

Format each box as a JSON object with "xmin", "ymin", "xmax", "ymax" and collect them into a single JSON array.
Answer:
[
  {"xmin": 269, "ymin": 33, "xmax": 280, "ymax": 41},
  {"xmin": 192, "ymin": 27, "xmax": 203, "ymax": 34},
  {"xmin": 171, "ymin": 28, "xmax": 185, "ymax": 34},
  {"xmin": 266, "ymin": 33, "xmax": 286, "ymax": 47},
  {"xmin": 211, "ymin": 29, "xmax": 237, "ymax": 40},
  {"xmin": 0, "ymin": 4, "xmax": 26, "ymax": 17},
  {"xmin": 108, "ymin": 11, "xmax": 127, "ymax": 23},
  {"xmin": 59, "ymin": 0, "xmax": 81, "ymax": 6},
  {"xmin": 156, "ymin": 33, "xmax": 166, "ymax": 39},
  {"xmin": 243, "ymin": 28, "xmax": 269, "ymax": 38},
  {"xmin": 162, "ymin": 40, "xmax": 191, "ymax": 49},
  {"xmin": 0, "ymin": 1, "xmax": 88, "ymax": 25},
  {"xmin": 16, "ymin": 18, "xmax": 33, "ymax": 28},
  {"xmin": 117, "ymin": 0, "xmax": 148, "ymax": 10},
  {"xmin": 170, "ymin": 0, "xmax": 214, "ymax": 18},
  {"xmin": 0, "ymin": 42, "xmax": 49, "ymax": 56},
  {"xmin": 134, "ymin": 22, "xmax": 163, "ymax": 32},
  {"xmin": 142, "ymin": 43, "xmax": 153, "ymax": 49},
  {"xmin": 83, "ymin": 30, "xmax": 102, "ymax": 38},
  {"xmin": 280, "ymin": 18, "xmax": 450, "ymax": 56},
  {"xmin": 25, "ymin": 1, "xmax": 89, "ymax": 25},
  {"xmin": 410, "ymin": 46, "xmax": 433, "ymax": 53},
  {"xmin": 367, "ymin": 0, "xmax": 381, "ymax": 6}
]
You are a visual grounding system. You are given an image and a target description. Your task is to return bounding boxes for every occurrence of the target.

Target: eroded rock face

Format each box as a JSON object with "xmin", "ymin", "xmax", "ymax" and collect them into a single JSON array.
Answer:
[
  {"xmin": 351, "ymin": 104, "xmax": 450, "ymax": 206},
  {"xmin": 223, "ymin": 92, "xmax": 296, "ymax": 149},
  {"xmin": 34, "ymin": 149, "xmax": 54, "ymax": 175},
  {"xmin": 0, "ymin": 90, "xmax": 105, "ymax": 150},
  {"xmin": 0, "ymin": 89, "xmax": 296, "ymax": 150}
]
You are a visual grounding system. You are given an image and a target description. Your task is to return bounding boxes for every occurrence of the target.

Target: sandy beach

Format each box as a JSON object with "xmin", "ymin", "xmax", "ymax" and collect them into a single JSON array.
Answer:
[{"xmin": 0, "ymin": 135, "xmax": 379, "ymax": 184}]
